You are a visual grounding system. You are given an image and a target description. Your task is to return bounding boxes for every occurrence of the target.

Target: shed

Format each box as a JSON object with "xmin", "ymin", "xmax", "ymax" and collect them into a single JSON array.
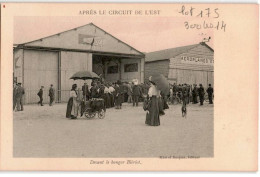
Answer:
[
  {"xmin": 13, "ymin": 23, "xmax": 145, "ymax": 104},
  {"xmin": 145, "ymin": 42, "xmax": 214, "ymax": 87}
]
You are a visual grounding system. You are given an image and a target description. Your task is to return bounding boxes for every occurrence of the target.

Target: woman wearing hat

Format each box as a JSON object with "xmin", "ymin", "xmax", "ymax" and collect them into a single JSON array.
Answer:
[
  {"xmin": 145, "ymin": 77, "xmax": 160, "ymax": 126},
  {"xmin": 66, "ymin": 84, "xmax": 79, "ymax": 119}
]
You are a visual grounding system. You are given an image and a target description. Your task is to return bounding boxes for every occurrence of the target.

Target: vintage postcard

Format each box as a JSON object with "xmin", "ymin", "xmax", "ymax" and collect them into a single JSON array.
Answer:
[{"xmin": 0, "ymin": 3, "xmax": 258, "ymax": 171}]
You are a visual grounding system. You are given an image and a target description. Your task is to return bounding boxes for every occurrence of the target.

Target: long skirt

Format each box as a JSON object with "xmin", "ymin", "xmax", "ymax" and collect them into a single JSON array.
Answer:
[
  {"xmin": 162, "ymin": 96, "xmax": 169, "ymax": 109},
  {"xmin": 66, "ymin": 97, "xmax": 78, "ymax": 118},
  {"xmin": 145, "ymin": 96, "xmax": 160, "ymax": 126},
  {"xmin": 66, "ymin": 97, "xmax": 73, "ymax": 118},
  {"xmin": 110, "ymin": 94, "xmax": 114, "ymax": 107},
  {"xmin": 115, "ymin": 95, "xmax": 120, "ymax": 107},
  {"xmin": 106, "ymin": 93, "xmax": 111, "ymax": 108},
  {"xmin": 158, "ymin": 97, "xmax": 164, "ymax": 113}
]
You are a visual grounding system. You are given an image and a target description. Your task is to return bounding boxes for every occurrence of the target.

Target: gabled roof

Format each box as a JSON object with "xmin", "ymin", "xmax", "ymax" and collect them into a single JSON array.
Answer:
[
  {"xmin": 145, "ymin": 44, "xmax": 199, "ymax": 62},
  {"xmin": 145, "ymin": 42, "xmax": 214, "ymax": 62},
  {"xmin": 15, "ymin": 23, "xmax": 144, "ymax": 56}
]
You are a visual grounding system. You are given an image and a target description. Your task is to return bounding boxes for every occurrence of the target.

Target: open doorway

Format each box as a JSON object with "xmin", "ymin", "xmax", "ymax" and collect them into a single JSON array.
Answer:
[{"xmin": 92, "ymin": 54, "xmax": 143, "ymax": 84}]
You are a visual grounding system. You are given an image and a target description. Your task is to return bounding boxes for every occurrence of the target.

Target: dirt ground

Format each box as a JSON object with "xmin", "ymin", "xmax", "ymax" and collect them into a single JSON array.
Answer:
[{"xmin": 13, "ymin": 102, "xmax": 213, "ymax": 158}]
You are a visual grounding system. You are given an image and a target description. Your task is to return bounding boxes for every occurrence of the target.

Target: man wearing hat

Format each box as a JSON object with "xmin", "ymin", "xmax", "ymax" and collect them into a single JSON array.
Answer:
[
  {"xmin": 15, "ymin": 83, "xmax": 25, "ymax": 111},
  {"xmin": 13, "ymin": 82, "xmax": 18, "ymax": 111},
  {"xmin": 207, "ymin": 84, "xmax": 214, "ymax": 104},
  {"xmin": 49, "ymin": 84, "xmax": 55, "ymax": 106},
  {"xmin": 82, "ymin": 83, "xmax": 90, "ymax": 102},
  {"xmin": 192, "ymin": 84, "xmax": 198, "ymax": 104},
  {"xmin": 114, "ymin": 81, "xmax": 121, "ymax": 109},
  {"xmin": 198, "ymin": 84, "xmax": 205, "ymax": 105},
  {"xmin": 37, "ymin": 86, "xmax": 44, "ymax": 106},
  {"xmin": 132, "ymin": 79, "xmax": 142, "ymax": 107}
]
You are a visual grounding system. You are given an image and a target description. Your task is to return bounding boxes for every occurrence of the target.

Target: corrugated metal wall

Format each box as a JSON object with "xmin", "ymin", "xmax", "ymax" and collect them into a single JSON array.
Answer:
[
  {"xmin": 60, "ymin": 51, "xmax": 92, "ymax": 102},
  {"xmin": 13, "ymin": 48, "xmax": 23, "ymax": 83},
  {"xmin": 144, "ymin": 60, "xmax": 170, "ymax": 81},
  {"xmin": 168, "ymin": 44, "xmax": 214, "ymax": 86},
  {"xmin": 23, "ymin": 50, "xmax": 59, "ymax": 104},
  {"xmin": 145, "ymin": 44, "xmax": 214, "ymax": 86}
]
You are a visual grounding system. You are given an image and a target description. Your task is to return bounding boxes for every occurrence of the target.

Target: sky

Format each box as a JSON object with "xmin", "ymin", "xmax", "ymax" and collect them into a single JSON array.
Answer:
[{"xmin": 14, "ymin": 16, "xmax": 214, "ymax": 53}]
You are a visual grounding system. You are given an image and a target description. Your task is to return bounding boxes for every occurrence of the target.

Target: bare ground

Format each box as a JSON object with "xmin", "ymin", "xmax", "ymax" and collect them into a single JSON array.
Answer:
[{"xmin": 13, "ymin": 102, "xmax": 213, "ymax": 158}]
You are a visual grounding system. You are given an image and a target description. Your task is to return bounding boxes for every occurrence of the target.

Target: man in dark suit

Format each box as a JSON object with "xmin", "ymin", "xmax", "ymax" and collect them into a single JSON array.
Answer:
[
  {"xmin": 207, "ymin": 84, "xmax": 214, "ymax": 104},
  {"xmin": 192, "ymin": 84, "xmax": 198, "ymax": 104},
  {"xmin": 90, "ymin": 82, "xmax": 99, "ymax": 98},
  {"xmin": 132, "ymin": 84, "xmax": 142, "ymax": 107},
  {"xmin": 198, "ymin": 84, "xmax": 205, "ymax": 105},
  {"xmin": 82, "ymin": 83, "xmax": 90, "ymax": 101},
  {"xmin": 13, "ymin": 83, "xmax": 18, "ymax": 111},
  {"xmin": 37, "ymin": 86, "xmax": 44, "ymax": 106},
  {"xmin": 16, "ymin": 83, "xmax": 25, "ymax": 111},
  {"xmin": 49, "ymin": 84, "xmax": 55, "ymax": 106}
]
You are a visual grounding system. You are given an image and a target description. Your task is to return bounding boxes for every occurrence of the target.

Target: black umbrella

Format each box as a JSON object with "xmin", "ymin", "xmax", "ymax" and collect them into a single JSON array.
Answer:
[
  {"xmin": 70, "ymin": 71, "xmax": 100, "ymax": 80},
  {"xmin": 150, "ymin": 74, "xmax": 170, "ymax": 95}
]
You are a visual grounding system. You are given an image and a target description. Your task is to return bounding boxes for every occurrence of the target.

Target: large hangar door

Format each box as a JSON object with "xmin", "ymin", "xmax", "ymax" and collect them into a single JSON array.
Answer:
[{"xmin": 24, "ymin": 50, "xmax": 58, "ymax": 104}]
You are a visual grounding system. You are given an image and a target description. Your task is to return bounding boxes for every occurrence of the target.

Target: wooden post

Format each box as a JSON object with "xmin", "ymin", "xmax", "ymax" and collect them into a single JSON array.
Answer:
[
  {"xmin": 103, "ymin": 60, "xmax": 107, "ymax": 80},
  {"xmin": 118, "ymin": 58, "xmax": 122, "ymax": 80},
  {"xmin": 58, "ymin": 51, "xmax": 61, "ymax": 103},
  {"xmin": 22, "ymin": 49, "xmax": 24, "ymax": 86}
]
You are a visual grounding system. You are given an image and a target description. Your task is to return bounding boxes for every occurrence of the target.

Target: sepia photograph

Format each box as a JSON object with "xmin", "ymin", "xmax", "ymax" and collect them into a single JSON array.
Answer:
[
  {"xmin": 0, "ymin": 3, "xmax": 258, "ymax": 171},
  {"xmin": 13, "ymin": 16, "xmax": 214, "ymax": 158}
]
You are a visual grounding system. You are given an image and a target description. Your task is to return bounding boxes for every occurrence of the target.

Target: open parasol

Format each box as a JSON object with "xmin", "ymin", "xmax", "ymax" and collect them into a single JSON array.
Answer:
[
  {"xmin": 70, "ymin": 71, "xmax": 100, "ymax": 80},
  {"xmin": 150, "ymin": 74, "xmax": 170, "ymax": 95},
  {"xmin": 70, "ymin": 71, "xmax": 100, "ymax": 105}
]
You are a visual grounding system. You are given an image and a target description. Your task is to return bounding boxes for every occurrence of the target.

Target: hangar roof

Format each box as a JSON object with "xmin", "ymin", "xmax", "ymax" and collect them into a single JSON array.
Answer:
[
  {"xmin": 145, "ymin": 42, "xmax": 213, "ymax": 62},
  {"xmin": 15, "ymin": 23, "xmax": 144, "ymax": 57}
]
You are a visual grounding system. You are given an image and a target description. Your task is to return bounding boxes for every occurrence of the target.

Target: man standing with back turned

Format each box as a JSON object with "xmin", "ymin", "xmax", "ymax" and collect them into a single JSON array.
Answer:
[
  {"xmin": 37, "ymin": 86, "xmax": 44, "ymax": 106},
  {"xmin": 49, "ymin": 84, "xmax": 55, "ymax": 106},
  {"xmin": 207, "ymin": 84, "xmax": 214, "ymax": 104}
]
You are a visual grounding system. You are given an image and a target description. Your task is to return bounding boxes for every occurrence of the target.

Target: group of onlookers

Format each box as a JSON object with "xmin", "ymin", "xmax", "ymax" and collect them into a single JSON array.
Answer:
[
  {"xmin": 169, "ymin": 83, "xmax": 214, "ymax": 105},
  {"xmin": 13, "ymin": 82, "xmax": 25, "ymax": 111},
  {"xmin": 13, "ymin": 83, "xmax": 55, "ymax": 111},
  {"xmin": 37, "ymin": 84, "xmax": 55, "ymax": 106},
  {"xmin": 13, "ymin": 79, "xmax": 214, "ymax": 126},
  {"xmin": 80, "ymin": 80, "xmax": 151, "ymax": 109}
]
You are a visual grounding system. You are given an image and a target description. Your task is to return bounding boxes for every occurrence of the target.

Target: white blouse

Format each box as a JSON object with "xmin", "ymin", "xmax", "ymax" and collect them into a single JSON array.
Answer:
[
  {"xmin": 104, "ymin": 87, "xmax": 110, "ymax": 93},
  {"xmin": 70, "ymin": 90, "xmax": 77, "ymax": 98},
  {"xmin": 148, "ymin": 85, "xmax": 159, "ymax": 97},
  {"xmin": 109, "ymin": 86, "xmax": 115, "ymax": 93}
]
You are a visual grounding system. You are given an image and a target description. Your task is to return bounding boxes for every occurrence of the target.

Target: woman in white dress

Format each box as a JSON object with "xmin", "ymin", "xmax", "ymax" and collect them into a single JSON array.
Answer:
[{"xmin": 145, "ymin": 81, "xmax": 160, "ymax": 126}]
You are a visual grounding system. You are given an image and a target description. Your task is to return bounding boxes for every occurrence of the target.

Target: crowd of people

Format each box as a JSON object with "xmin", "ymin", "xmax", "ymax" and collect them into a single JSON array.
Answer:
[
  {"xmin": 66, "ymin": 79, "xmax": 152, "ymax": 119},
  {"xmin": 144, "ymin": 81, "xmax": 214, "ymax": 127},
  {"xmin": 13, "ymin": 82, "xmax": 55, "ymax": 111},
  {"xmin": 169, "ymin": 83, "xmax": 214, "ymax": 106},
  {"xmin": 13, "ymin": 78, "xmax": 214, "ymax": 127}
]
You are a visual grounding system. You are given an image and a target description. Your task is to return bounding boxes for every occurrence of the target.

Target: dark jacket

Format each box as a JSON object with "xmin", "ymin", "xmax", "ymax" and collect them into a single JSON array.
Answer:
[
  {"xmin": 82, "ymin": 85, "xmax": 90, "ymax": 96},
  {"xmin": 90, "ymin": 86, "xmax": 99, "ymax": 98},
  {"xmin": 114, "ymin": 85, "xmax": 120, "ymax": 97},
  {"xmin": 207, "ymin": 87, "xmax": 214, "ymax": 95},
  {"xmin": 192, "ymin": 86, "xmax": 198, "ymax": 95},
  {"xmin": 16, "ymin": 86, "xmax": 25, "ymax": 98},
  {"xmin": 198, "ymin": 87, "xmax": 205, "ymax": 96},
  {"xmin": 132, "ymin": 85, "xmax": 142, "ymax": 96},
  {"xmin": 49, "ymin": 87, "xmax": 55, "ymax": 98},
  {"xmin": 37, "ymin": 89, "xmax": 43, "ymax": 97}
]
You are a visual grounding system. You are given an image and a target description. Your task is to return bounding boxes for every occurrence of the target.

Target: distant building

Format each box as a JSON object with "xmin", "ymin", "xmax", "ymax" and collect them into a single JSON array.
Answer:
[
  {"xmin": 13, "ymin": 23, "xmax": 144, "ymax": 104},
  {"xmin": 145, "ymin": 42, "xmax": 214, "ymax": 86}
]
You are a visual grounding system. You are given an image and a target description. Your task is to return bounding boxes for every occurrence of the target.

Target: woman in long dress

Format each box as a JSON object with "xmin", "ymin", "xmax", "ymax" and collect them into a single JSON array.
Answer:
[
  {"xmin": 145, "ymin": 81, "xmax": 160, "ymax": 126},
  {"xmin": 104, "ymin": 84, "xmax": 111, "ymax": 108},
  {"xmin": 66, "ymin": 84, "xmax": 79, "ymax": 119}
]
